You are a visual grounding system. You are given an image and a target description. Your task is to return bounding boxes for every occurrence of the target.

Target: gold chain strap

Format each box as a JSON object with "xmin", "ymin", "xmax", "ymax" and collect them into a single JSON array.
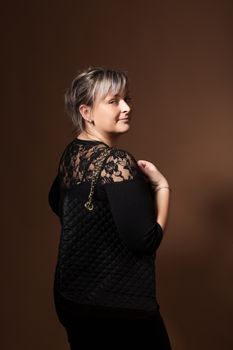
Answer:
[{"xmin": 84, "ymin": 148, "xmax": 111, "ymax": 211}]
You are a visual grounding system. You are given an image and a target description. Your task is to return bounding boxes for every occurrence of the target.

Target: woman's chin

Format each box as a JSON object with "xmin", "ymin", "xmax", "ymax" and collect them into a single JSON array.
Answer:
[{"xmin": 119, "ymin": 124, "xmax": 131, "ymax": 133}]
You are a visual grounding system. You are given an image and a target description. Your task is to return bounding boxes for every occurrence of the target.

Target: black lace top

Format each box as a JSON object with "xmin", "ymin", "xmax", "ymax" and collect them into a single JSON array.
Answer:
[{"xmin": 48, "ymin": 138, "xmax": 164, "ymax": 320}]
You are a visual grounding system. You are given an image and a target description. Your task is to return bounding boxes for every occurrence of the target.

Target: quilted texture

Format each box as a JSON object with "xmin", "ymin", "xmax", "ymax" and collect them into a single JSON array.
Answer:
[{"xmin": 55, "ymin": 191, "xmax": 157, "ymax": 311}]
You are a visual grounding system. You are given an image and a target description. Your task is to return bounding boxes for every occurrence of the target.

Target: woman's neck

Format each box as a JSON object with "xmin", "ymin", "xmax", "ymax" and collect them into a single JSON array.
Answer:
[{"xmin": 77, "ymin": 131, "xmax": 119, "ymax": 148}]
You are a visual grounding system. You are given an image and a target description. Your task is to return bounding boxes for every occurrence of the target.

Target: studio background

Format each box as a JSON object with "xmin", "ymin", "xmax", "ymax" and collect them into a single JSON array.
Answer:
[{"xmin": 1, "ymin": 0, "xmax": 233, "ymax": 349}]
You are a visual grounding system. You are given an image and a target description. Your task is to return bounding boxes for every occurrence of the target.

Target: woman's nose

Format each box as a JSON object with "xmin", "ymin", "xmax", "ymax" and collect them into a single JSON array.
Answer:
[{"xmin": 120, "ymin": 99, "xmax": 131, "ymax": 112}]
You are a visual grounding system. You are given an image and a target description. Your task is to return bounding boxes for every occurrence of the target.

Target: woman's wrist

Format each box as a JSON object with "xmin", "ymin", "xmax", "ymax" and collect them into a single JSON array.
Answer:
[
  {"xmin": 151, "ymin": 181, "xmax": 171, "ymax": 192},
  {"xmin": 155, "ymin": 185, "xmax": 171, "ymax": 192}
]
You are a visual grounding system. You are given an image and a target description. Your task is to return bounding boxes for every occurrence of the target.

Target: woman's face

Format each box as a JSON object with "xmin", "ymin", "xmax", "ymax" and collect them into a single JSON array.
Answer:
[{"xmin": 91, "ymin": 91, "xmax": 132, "ymax": 136}]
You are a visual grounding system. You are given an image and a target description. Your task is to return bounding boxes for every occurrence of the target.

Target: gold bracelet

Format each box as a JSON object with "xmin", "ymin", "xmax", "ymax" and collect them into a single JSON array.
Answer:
[{"xmin": 154, "ymin": 186, "xmax": 171, "ymax": 192}]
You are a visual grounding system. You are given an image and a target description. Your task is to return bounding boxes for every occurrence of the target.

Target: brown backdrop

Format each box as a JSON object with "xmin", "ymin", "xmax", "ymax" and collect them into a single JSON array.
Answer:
[{"xmin": 2, "ymin": 0, "xmax": 233, "ymax": 349}]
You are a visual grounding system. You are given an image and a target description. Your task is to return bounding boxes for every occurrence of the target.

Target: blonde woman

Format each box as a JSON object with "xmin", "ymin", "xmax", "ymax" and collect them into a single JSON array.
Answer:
[{"xmin": 48, "ymin": 67, "xmax": 172, "ymax": 349}]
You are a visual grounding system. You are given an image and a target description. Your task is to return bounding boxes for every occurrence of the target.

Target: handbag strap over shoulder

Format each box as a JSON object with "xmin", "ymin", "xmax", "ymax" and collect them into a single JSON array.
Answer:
[{"xmin": 84, "ymin": 147, "xmax": 112, "ymax": 211}]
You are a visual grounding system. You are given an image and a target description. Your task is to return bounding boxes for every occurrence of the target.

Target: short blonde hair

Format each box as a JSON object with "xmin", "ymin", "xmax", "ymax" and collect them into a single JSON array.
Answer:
[{"xmin": 64, "ymin": 66, "xmax": 129, "ymax": 135}]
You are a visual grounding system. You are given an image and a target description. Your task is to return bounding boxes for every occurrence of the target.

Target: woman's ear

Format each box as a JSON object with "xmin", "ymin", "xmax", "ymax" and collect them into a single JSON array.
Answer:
[{"xmin": 79, "ymin": 104, "xmax": 91, "ymax": 121}]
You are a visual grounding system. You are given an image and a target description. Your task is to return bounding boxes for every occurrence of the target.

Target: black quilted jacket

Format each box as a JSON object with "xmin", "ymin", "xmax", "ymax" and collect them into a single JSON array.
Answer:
[{"xmin": 48, "ymin": 138, "xmax": 164, "ymax": 319}]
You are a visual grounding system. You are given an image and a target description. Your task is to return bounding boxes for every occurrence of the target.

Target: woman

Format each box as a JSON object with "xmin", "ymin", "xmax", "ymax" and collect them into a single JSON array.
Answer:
[{"xmin": 48, "ymin": 67, "xmax": 172, "ymax": 349}]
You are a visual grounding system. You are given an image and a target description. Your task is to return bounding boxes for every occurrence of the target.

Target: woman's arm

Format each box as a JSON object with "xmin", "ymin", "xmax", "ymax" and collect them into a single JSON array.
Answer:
[
  {"xmin": 137, "ymin": 161, "xmax": 171, "ymax": 231},
  {"xmin": 101, "ymin": 149, "xmax": 165, "ymax": 255},
  {"xmin": 154, "ymin": 181, "xmax": 171, "ymax": 231},
  {"xmin": 104, "ymin": 179, "xmax": 164, "ymax": 255}
]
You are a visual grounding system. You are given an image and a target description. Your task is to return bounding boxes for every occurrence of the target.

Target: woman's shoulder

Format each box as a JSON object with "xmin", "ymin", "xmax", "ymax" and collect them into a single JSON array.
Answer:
[
  {"xmin": 102, "ymin": 147, "xmax": 144, "ymax": 183},
  {"xmin": 109, "ymin": 146, "xmax": 137, "ymax": 162},
  {"xmin": 59, "ymin": 138, "xmax": 104, "ymax": 162}
]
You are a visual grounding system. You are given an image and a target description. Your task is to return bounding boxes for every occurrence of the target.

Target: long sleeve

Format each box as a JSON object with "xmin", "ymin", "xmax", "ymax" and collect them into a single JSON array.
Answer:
[{"xmin": 102, "ymin": 149, "xmax": 164, "ymax": 255}]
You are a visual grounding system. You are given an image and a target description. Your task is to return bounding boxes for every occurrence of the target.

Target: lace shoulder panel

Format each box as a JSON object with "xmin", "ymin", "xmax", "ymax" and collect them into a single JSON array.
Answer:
[
  {"xmin": 58, "ymin": 142, "xmax": 111, "ymax": 188},
  {"xmin": 99, "ymin": 148, "xmax": 144, "ymax": 184},
  {"xmin": 58, "ymin": 140, "xmax": 145, "ymax": 188}
]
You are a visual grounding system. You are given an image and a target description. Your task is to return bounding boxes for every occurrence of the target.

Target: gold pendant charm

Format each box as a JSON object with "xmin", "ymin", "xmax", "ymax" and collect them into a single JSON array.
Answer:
[{"xmin": 84, "ymin": 201, "xmax": 94, "ymax": 211}]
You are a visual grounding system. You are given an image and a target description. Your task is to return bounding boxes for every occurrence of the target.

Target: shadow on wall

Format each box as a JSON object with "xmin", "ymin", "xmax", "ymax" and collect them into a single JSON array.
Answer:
[
  {"xmin": 189, "ymin": 185, "xmax": 233, "ymax": 348},
  {"xmin": 158, "ymin": 184, "xmax": 233, "ymax": 350},
  {"xmin": 203, "ymin": 186, "xmax": 233, "ymax": 301},
  {"xmin": 199, "ymin": 186, "xmax": 233, "ymax": 348}
]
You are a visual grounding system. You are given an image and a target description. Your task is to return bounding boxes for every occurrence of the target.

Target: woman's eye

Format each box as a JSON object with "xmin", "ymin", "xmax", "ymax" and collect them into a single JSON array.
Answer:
[
  {"xmin": 124, "ymin": 96, "xmax": 132, "ymax": 103},
  {"xmin": 109, "ymin": 97, "xmax": 132, "ymax": 104}
]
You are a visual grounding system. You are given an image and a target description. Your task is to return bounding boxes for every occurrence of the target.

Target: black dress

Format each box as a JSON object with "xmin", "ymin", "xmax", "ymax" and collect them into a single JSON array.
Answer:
[{"xmin": 48, "ymin": 138, "xmax": 172, "ymax": 349}]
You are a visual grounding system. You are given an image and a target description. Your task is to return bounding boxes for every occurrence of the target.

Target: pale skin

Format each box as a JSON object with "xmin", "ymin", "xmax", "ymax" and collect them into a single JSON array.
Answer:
[{"xmin": 78, "ymin": 91, "xmax": 170, "ymax": 231}]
